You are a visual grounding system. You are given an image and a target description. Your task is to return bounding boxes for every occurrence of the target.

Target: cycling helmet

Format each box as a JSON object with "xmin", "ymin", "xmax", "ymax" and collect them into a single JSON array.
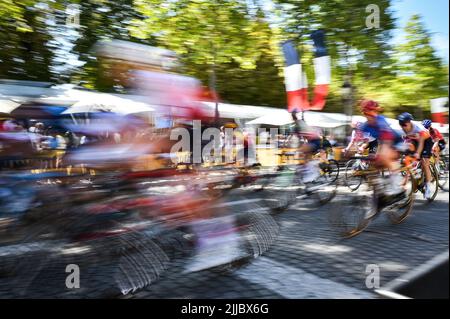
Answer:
[
  {"xmin": 422, "ymin": 119, "xmax": 432, "ymax": 129},
  {"xmin": 398, "ymin": 112, "xmax": 414, "ymax": 125},
  {"xmin": 360, "ymin": 99, "xmax": 380, "ymax": 113}
]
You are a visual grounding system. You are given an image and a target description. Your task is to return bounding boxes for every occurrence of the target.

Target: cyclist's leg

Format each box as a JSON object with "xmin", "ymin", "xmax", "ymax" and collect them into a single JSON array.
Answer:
[
  {"xmin": 376, "ymin": 142, "xmax": 404, "ymax": 195},
  {"xmin": 421, "ymin": 138, "xmax": 433, "ymax": 183},
  {"xmin": 437, "ymin": 140, "xmax": 446, "ymax": 163},
  {"xmin": 301, "ymin": 139, "xmax": 320, "ymax": 183}
]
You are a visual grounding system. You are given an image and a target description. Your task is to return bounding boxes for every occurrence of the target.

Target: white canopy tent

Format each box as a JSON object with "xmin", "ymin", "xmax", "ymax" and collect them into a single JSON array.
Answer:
[
  {"xmin": 62, "ymin": 93, "xmax": 154, "ymax": 115},
  {"xmin": 201, "ymin": 101, "xmax": 286, "ymax": 120},
  {"xmin": 246, "ymin": 110, "xmax": 448, "ymax": 135},
  {"xmin": 246, "ymin": 110, "xmax": 348, "ymax": 128},
  {"xmin": 0, "ymin": 99, "xmax": 21, "ymax": 114}
]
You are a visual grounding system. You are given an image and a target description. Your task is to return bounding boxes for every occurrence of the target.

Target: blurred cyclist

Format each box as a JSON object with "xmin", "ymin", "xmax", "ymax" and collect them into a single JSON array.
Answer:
[
  {"xmin": 422, "ymin": 119, "xmax": 446, "ymax": 165},
  {"xmin": 359, "ymin": 100, "xmax": 405, "ymax": 199},
  {"xmin": 290, "ymin": 111, "xmax": 323, "ymax": 183},
  {"xmin": 344, "ymin": 120, "xmax": 378, "ymax": 156},
  {"xmin": 398, "ymin": 113, "xmax": 433, "ymax": 199}
]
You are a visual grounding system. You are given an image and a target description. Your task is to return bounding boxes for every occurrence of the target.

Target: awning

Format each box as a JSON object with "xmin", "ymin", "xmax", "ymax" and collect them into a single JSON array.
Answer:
[
  {"xmin": 62, "ymin": 93, "xmax": 155, "ymax": 115},
  {"xmin": 246, "ymin": 110, "xmax": 348, "ymax": 128},
  {"xmin": 0, "ymin": 99, "xmax": 21, "ymax": 114}
]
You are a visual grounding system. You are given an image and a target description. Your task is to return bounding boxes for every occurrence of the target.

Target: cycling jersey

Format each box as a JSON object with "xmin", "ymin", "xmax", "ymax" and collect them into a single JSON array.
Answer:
[
  {"xmin": 348, "ymin": 128, "xmax": 377, "ymax": 154},
  {"xmin": 402, "ymin": 123, "xmax": 433, "ymax": 158},
  {"xmin": 428, "ymin": 127, "xmax": 447, "ymax": 152},
  {"xmin": 349, "ymin": 129, "xmax": 375, "ymax": 144},
  {"xmin": 402, "ymin": 123, "xmax": 431, "ymax": 142},
  {"xmin": 429, "ymin": 127, "xmax": 444, "ymax": 142},
  {"xmin": 360, "ymin": 115, "xmax": 401, "ymax": 144}
]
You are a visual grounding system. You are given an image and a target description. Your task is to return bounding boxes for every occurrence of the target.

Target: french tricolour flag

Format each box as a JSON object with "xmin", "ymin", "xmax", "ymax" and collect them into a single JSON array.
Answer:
[
  {"xmin": 282, "ymin": 30, "xmax": 331, "ymax": 113},
  {"xmin": 430, "ymin": 97, "xmax": 448, "ymax": 125}
]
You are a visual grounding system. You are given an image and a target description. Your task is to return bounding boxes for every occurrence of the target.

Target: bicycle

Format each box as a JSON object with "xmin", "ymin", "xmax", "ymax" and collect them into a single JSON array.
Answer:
[
  {"xmin": 403, "ymin": 155, "xmax": 439, "ymax": 202},
  {"xmin": 259, "ymin": 151, "xmax": 337, "ymax": 214},
  {"xmin": 344, "ymin": 153, "xmax": 372, "ymax": 191},
  {"xmin": 313, "ymin": 151, "xmax": 340, "ymax": 184},
  {"xmin": 430, "ymin": 154, "xmax": 448, "ymax": 191},
  {"xmin": 329, "ymin": 157, "xmax": 416, "ymax": 238}
]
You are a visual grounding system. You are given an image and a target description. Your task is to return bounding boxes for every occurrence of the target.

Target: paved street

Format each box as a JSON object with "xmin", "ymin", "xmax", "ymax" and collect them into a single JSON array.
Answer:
[
  {"xmin": 0, "ymin": 178, "xmax": 448, "ymax": 299},
  {"xmin": 121, "ymin": 186, "xmax": 449, "ymax": 299}
]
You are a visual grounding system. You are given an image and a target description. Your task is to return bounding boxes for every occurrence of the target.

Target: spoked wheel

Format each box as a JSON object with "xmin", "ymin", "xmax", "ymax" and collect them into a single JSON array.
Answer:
[
  {"xmin": 320, "ymin": 159, "xmax": 340, "ymax": 183},
  {"xmin": 260, "ymin": 166, "xmax": 299, "ymax": 214},
  {"xmin": 425, "ymin": 165, "xmax": 439, "ymax": 203},
  {"xmin": 386, "ymin": 170, "xmax": 416, "ymax": 224},
  {"xmin": 328, "ymin": 185, "xmax": 374, "ymax": 238},
  {"xmin": 299, "ymin": 174, "xmax": 337, "ymax": 208},
  {"xmin": 344, "ymin": 159, "xmax": 364, "ymax": 191},
  {"xmin": 437, "ymin": 159, "xmax": 448, "ymax": 191}
]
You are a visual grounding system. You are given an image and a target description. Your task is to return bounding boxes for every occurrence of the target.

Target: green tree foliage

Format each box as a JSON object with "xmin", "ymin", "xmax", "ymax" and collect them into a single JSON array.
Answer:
[
  {"xmin": 131, "ymin": 0, "xmax": 285, "ymax": 105},
  {"xmin": 0, "ymin": 0, "xmax": 56, "ymax": 81},
  {"xmin": 385, "ymin": 14, "xmax": 448, "ymax": 118},
  {"xmin": 70, "ymin": 0, "xmax": 150, "ymax": 90},
  {"xmin": 0, "ymin": 1, "xmax": 447, "ymax": 116},
  {"xmin": 273, "ymin": 0, "xmax": 396, "ymax": 113}
]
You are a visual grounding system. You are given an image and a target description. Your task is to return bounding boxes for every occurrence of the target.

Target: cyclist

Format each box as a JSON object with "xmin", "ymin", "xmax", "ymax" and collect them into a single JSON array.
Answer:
[
  {"xmin": 290, "ymin": 110, "xmax": 323, "ymax": 183},
  {"xmin": 422, "ymin": 119, "xmax": 446, "ymax": 166},
  {"xmin": 318, "ymin": 132, "xmax": 333, "ymax": 160},
  {"xmin": 398, "ymin": 113, "xmax": 434, "ymax": 199},
  {"xmin": 344, "ymin": 121, "xmax": 378, "ymax": 156},
  {"xmin": 359, "ymin": 100, "xmax": 405, "ymax": 199}
]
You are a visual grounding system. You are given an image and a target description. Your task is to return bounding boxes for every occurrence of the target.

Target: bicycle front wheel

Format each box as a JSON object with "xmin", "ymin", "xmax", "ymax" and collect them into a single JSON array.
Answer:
[
  {"xmin": 437, "ymin": 158, "xmax": 448, "ymax": 191},
  {"xmin": 327, "ymin": 186, "xmax": 373, "ymax": 238},
  {"xmin": 321, "ymin": 159, "xmax": 339, "ymax": 183},
  {"xmin": 425, "ymin": 164, "xmax": 439, "ymax": 203},
  {"xmin": 386, "ymin": 169, "xmax": 416, "ymax": 224},
  {"xmin": 344, "ymin": 159, "xmax": 363, "ymax": 191}
]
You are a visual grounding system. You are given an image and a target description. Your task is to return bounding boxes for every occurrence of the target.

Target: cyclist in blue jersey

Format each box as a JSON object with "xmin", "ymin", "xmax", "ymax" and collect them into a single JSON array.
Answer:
[{"xmin": 359, "ymin": 100, "xmax": 405, "ymax": 198}]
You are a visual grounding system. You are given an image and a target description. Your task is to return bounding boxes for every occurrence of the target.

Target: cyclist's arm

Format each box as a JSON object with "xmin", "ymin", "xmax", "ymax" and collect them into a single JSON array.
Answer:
[
  {"xmin": 415, "ymin": 134, "xmax": 426, "ymax": 158},
  {"xmin": 359, "ymin": 141, "xmax": 369, "ymax": 152},
  {"xmin": 345, "ymin": 130, "xmax": 356, "ymax": 151}
]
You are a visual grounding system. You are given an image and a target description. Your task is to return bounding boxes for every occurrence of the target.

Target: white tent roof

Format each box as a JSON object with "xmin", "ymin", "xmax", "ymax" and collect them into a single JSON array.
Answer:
[
  {"xmin": 62, "ymin": 93, "xmax": 154, "ymax": 115},
  {"xmin": 201, "ymin": 102, "xmax": 285, "ymax": 119},
  {"xmin": 0, "ymin": 99, "xmax": 21, "ymax": 114},
  {"xmin": 246, "ymin": 110, "xmax": 348, "ymax": 128}
]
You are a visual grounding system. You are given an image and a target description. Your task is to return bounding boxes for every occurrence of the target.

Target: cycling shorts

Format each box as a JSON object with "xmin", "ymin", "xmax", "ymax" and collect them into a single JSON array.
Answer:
[
  {"xmin": 367, "ymin": 140, "xmax": 378, "ymax": 154},
  {"xmin": 438, "ymin": 140, "xmax": 447, "ymax": 152},
  {"xmin": 307, "ymin": 138, "xmax": 322, "ymax": 153},
  {"xmin": 411, "ymin": 137, "xmax": 433, "ymax": 159}
]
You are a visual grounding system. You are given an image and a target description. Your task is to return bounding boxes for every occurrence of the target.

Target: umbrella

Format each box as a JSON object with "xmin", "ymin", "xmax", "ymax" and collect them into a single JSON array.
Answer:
[{"xmin": 62, "ymin": 93, "xmax": 154, "ymax": 115}]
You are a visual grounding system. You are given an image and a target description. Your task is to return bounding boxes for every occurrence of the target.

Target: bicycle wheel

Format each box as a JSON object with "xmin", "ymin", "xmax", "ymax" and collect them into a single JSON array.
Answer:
[
  {"xmin": 327, "ymin": 186, "xmax": 373, "ymax": 238},
  {"xmin": 425, "ymin": 164, "xmax": 439, "ymax": 202},
  {"xmin": 437, "ymin": 159, "xmax": 448, "ymax": 191},
  {"xmin": 261, "ymin": 166, "xmax": 299, "ymax": 213},
  {"xmin": 344, "ymin": 159, "xmax": 363, "ymax": 191},
  {"xmin": 299, "ymin": 172, "xmax": 337, "ymax": 208},
  {"xmin": 321, "ymin": 159, "xmax": 339, "ymax": 183},
  {"xmin": 386, "ymin": 169, "xmax": 416, "ymax": 224}
]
